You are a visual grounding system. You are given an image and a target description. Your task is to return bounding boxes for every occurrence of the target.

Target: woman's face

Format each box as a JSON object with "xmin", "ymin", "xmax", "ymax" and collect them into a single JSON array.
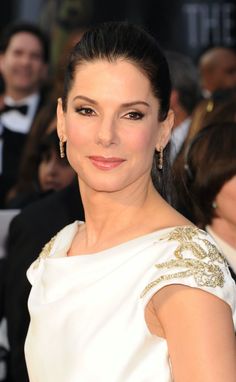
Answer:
[
  {"xmin": 57, "ymin": 59, "xmax": 173, "ymax": 193},
  {"xmin": 214, "ymin": 175, "xmax": 236, "ymax": 226},
  {"xmin": 38, "ymin": 148, "xmax": 75, "ymax": 192}
]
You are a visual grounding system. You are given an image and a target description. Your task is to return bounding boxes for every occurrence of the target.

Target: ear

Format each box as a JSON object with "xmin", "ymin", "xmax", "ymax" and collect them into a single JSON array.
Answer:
[
  {"xmin": 57, "ymin": 98, "xmax": 67, "ymax": 142},
  {"xmin": 155, "ymin": 109, "xmax": 175, "ymax": 151}
]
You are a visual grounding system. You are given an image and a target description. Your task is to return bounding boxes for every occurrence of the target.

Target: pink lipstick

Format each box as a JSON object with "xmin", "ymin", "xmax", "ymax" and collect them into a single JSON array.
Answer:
[{"xmin": 88, "ymin": 156, "xmax": 126, "ymax": 170}]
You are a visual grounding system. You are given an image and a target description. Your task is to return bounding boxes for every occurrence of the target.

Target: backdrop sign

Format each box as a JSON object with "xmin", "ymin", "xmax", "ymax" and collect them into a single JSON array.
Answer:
[
  {"xmin": 139, "ymin": 0, "xmax": 236, "ymax": 60},
  {"xmin": 183, "ymin": 2, "xmax": 235, "ymax": 48}
]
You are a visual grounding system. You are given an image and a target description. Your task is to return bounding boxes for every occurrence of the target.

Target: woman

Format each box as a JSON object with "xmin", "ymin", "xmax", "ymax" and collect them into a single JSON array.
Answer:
[
  {"xmin": 172, "ymin": 88, "xmax": 236, "ymax": 219},
  {"xmin": 183, "ymin": 122, "xmax": 236, "ymax": 281},
  {"xmin": 25, "ymin": 22, "xmax": 236, "ymax": 381}
]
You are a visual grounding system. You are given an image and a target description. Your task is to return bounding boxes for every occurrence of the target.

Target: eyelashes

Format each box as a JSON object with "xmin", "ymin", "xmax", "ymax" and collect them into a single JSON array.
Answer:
[
  {"xmin": 75, "ymin": 107, "xmax": 95, "ymax": 116},
  {"xmin": 75, "ymin": 107, "xmax": 145, "ymax": 121},
  {"xmin": 123, "ymin": 111, "xmax": 144, "ymax": 120}
]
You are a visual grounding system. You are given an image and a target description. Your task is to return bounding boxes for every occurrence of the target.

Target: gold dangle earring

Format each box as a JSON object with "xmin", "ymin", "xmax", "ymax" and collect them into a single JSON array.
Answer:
[
  {"xmin": 157, "ymin": 146, "xmax": 163, "ymax": 170},
  {"xmin": 59, "ymin": 139, "xmax": 65, "ymax": 158}
]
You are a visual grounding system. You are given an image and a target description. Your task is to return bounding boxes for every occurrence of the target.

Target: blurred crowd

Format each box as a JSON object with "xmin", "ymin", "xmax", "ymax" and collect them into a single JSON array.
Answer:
[{"xmin": 0, "ymin": 7, "xmax": 236, "ymax": 382}]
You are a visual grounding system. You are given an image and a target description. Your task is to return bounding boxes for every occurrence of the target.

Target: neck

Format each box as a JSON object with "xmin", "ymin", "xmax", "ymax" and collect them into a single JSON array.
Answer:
[
  {"xmin": 210, "ymin": 217, "xmax": 236, "ymax": 249},
  {"xmin": 78, "ymin": 175, "xmax": 162, "ymax": 249}
]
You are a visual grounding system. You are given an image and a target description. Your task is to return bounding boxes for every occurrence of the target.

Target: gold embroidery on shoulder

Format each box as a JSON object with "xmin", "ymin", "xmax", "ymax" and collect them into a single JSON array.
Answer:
[
  {"xmin": 33, "ymin": 236, "xmax": 57, "ymax": 269},
  {"xmin": 141, "ymin": 226, "xmax": 226, "ymax": 298}
]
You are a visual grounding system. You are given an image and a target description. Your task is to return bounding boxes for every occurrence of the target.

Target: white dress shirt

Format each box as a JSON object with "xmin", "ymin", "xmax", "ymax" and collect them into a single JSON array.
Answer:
[{"xmin": 1, "ymin": 92, "xmax": 40, "ymax": 134}]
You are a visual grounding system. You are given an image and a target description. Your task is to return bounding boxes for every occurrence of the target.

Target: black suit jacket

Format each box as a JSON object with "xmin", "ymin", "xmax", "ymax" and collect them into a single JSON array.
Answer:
[{"xmin": 1, "ymin": 181, "xmax": 84, "ymax": 382}]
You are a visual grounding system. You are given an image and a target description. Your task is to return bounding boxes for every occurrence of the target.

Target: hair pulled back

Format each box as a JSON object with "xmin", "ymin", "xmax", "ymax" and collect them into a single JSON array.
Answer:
[
  {"xmin": 62, "ymin": 21, "xmax": 173, "ymax": 202},
  {"xmin": 62, "ymin": 21, "xmax": 171, "ymax": 119}
]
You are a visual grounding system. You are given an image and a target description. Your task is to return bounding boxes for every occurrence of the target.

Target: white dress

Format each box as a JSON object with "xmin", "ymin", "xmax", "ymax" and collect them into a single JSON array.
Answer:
[{"xmin": 25, "ymin": 222, "xmax": 236, "ymax": 382}]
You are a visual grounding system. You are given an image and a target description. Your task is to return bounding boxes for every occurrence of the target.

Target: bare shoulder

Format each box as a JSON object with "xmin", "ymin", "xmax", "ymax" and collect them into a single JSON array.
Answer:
[
  {"xmin": 153, "ymin": 198, "xmax": 193, "ymax": 229},
  {"xmin": 152, "ymin": 283, "xmax": 230, "ymax": 315},
  {"xmin": 151, "ymin": 285, "xmax": 236, "ymax": 381}
]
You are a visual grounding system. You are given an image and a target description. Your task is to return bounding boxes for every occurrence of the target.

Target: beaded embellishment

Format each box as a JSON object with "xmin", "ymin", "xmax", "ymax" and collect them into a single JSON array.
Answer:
[
  {"xmin": 140, "ymin": 226, "xmax": 226, "ymax": 298},
  {"xmin": 33, "ymin": 236, "xmax": 56, "ymax": 269}
]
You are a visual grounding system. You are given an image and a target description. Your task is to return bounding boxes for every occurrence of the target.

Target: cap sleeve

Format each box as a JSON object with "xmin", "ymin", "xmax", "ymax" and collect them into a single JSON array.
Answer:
[
  {"xmin": 140, "ymin": 226, "xmax": 236, "ymax": 326},
  {"xmin": 27, "ymin": 235, "xmax": 57, "ymax": 285}
]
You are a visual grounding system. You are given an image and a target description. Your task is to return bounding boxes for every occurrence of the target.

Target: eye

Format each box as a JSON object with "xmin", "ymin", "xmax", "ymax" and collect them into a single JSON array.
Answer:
[
  {"xmin": 75, "ymin": 107, "xmax": 96, "ymax": 116},
  {"xmin": 13, "ymin": 49, "xmax": 23, "ymax": 57},
  {"xmin": 123, "ymin": 111, "xmax": 144, "ymax": 120},
  {"xmin": 31, "ymin": 52, "xmax": 42, "ymax": 61}
]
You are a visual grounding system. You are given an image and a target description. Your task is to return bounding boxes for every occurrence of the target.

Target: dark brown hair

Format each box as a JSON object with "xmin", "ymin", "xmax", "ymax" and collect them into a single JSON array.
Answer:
[
  {"xmin": 61, "ymin": 21, "xmax": 174, "ymax": 202},
  {"xmin": 0, "ymin": 22, "xmax": 49, "ymax": 63},
  {"xmin": 11, "ymin": 102, "xmax": 57, "ymax": 195},
  {"xmin": 183, "ymin": 122, "xmax": 236, "ymax": 227}
]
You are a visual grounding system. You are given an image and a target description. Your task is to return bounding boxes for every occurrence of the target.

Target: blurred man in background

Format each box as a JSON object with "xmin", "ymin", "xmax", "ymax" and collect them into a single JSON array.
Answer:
[
  {"xmin": 0, "ymin": 23, "xmax": 49, "ymax": 207},
  {"xmin": 165, "ymin": 51, "xmax": 202, "ymax": 163},
  {"xmin": 199, "ymin": 47, "xmax": 236, "ymax": 98}
]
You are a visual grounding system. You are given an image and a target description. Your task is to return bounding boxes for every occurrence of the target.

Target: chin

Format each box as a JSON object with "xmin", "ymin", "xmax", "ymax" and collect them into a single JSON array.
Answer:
[
  {"xmin": 91, "ymin": 183, "xmax": 126, "ymax": 193},
  {"xmin": 81, "ymin": 176, "xmax": 131, "ymax": 194}
]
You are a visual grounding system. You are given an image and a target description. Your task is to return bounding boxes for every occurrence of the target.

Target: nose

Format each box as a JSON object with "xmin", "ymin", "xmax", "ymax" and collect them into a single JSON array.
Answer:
[
  {"xmin": 20, "ymin": 53, "xmax": 32, "ymax": 67},
  {"xmin": 96, "ymin": 117, "xmax": 118, "ymax": 147}
]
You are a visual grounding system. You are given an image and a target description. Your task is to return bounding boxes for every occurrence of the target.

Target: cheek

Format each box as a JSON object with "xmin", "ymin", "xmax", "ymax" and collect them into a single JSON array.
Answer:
[
  {"xmin": 6, "ymin": 56, "xmax": 17, "ymax": 68},
  {"xmin": 219, "ymin": 178, "xmax": 236, "ymax": 200},
  {"xmin": 64, "ymin": 121, "xmax": 89, "ymax": 172},
  {"xmin": 66, "ymin": 119, "xmax": 91, "ymax": 148},
  {"xmin": 59, "ymin": 163, "xmax": 74, "ymax": 175},
  {"xmin": 1, "ymin": 60, "xmax": 9, "ymax": 75},
  {"xmin": 215, "ymin": 178, "xmax": 236, "ymax": 214},
  {"xmin": 125, "ymin": 129, "xmax": 156, "ymax": 155}
]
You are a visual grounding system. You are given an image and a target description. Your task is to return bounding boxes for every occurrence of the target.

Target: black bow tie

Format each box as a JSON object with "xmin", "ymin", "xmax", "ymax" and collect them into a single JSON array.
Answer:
[{"xmin": 1, "ymin": 103, "xmax": 28, "ymax": 115}]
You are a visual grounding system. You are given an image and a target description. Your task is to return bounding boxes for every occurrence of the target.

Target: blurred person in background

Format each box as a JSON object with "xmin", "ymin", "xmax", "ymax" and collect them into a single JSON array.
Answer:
[
  {"xmin": 198, "ymin": 47, "xmax": 236, "ymax": 98},
  {"xmin": 173, "ymin": 86, "xmax": 236, "ymax": 218},
  {"xmin": 179, "ymin": 122, "xmax": 236, "ymax": 282},
  {"xmin": 186, "ymin": 46, "xmax": 236, "ymax": 145},
  {"xmin": 182, "ymin": 47, "xmax": 236, "ymax": 151},
  {"xmin": 165, "ymin": 51, "xmax": 202, "ymax": 163},
  {"xmin": 0, "ymin": 22, "xmax": 50, "ymax": 207},
  {"xmin": 6, "ymin": 128, "xmax": 75, "ymax": 209}
]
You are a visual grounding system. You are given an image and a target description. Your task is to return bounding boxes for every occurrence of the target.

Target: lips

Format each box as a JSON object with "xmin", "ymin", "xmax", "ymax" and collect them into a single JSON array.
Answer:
[{"xmin": 88, "ymin": 156, "xmax": 126, "ymax": 170}]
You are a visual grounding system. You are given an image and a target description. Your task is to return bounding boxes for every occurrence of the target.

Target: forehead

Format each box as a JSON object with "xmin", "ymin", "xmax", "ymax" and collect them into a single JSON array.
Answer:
[
  {"xmin": 71, "ymin": 59, "xmax": 154, "ymax": 100},
  {"xmin": 7, "ymin": 32, "xmax": 43, "ymax": 54}
]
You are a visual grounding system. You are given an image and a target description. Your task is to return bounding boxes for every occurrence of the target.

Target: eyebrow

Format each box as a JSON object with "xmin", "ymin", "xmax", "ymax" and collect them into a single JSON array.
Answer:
[
  {"xmin": 121, "ymin": 101, "xmax": 150, "ymax": 108},
  {"xmin": 72, "ymin": 95, "xmax": 150, "ymax": 108},
  {"xmin": 73, "ymin": 95, "xmax": 98, "ymax": 104}
]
